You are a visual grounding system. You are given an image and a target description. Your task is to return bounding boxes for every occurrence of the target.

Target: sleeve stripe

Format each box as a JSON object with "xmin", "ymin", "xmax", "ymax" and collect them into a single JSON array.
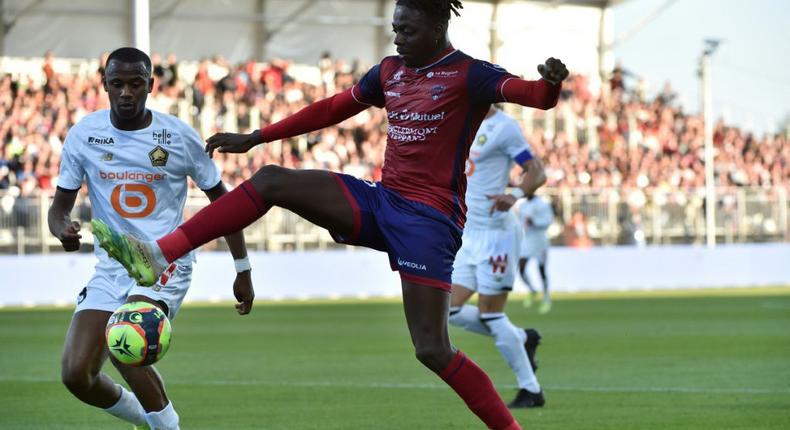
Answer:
[
  {"xmin": 514, "ymin": 149, "xmax": 534, "ymax": 165},
  {"xmin": 500, "ymin": 77, "xmax": 516, "ymax": 103},
  {"xmin": 350, "ymin": 85, "xmax": 375, "ymax": 107}
]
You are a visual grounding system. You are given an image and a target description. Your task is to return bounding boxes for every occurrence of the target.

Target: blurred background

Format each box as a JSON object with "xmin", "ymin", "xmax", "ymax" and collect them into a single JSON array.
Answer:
[
  {"xmin": 0, "ymin": 2, "xmax": 789, "ymax": 429},
  {"xmin": 0, "ymin": 0, "xmax": 788, "ymax": 305}
]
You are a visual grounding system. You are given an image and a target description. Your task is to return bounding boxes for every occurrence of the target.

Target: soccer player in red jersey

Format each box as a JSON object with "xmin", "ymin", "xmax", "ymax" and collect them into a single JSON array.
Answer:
[{"xmin": 96, "ymin": 1, "xmax": 567, "ymax": 428}]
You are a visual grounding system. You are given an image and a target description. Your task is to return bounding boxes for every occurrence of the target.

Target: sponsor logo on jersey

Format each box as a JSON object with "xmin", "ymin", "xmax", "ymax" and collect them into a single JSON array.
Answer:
[
  {"xmin": 385, "ymin": 91, "xmax": 401, "ymax": 98},
  {"xmin": 388, "ymin": 110, "xmax": 445, "ymax": 122},
  {"xmin": 111, "ymin": 183, "xmax": 157, "ymax": 218},
  {"xmin": 99, "ymin": 170, "xmax": 165, "ymax": 183},
  {"xmin": 152, "ymin": 129, "xmax": 172, "ymax": 145},
  {"xmin": 149, "ymin": 146, "xmax": 169, "ymax": 167},
  {"xmin": 397, "ymin": 257, "xmax": 427, "ymax": 271},
  {"xmin": 430, "ymin": 85, "xmax": 446, "ymax": 101},
  {"xmin": 87, "ymin": 136, "xmax": 115, "ymax": 145},
  {"xmin": 426, "ymin": 70, "xmax": 459, "ymax": 79},
  {"xmin": 387, "ymin": 125, "xmax": 439, "ymax": 143},
  {"xmin": 101, "ymin": 153, "xmax": 114, "ymax": 161}
]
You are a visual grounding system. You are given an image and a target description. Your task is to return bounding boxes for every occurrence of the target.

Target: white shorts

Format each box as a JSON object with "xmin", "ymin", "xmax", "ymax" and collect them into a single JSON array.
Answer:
[
  {"xmin": 452, "ymin": 226, "xmax": 519, "ymax": 295},
  {"xmin": 74, "ymin": 263, "xmax": 192, "ymax": 320},
  {"xmin": 520, "ymin": 242, "xmax": 548, "ymax": 264}
]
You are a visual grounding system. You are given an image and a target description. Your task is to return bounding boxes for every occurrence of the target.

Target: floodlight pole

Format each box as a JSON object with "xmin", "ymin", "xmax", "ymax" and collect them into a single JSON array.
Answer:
[
  {"xmin": 132, "ymin": 0, "xmax": 150, "ymax": 54},
  {"xmin": 701, "ymin": 39, "xmax": 720, "ymax": 248}
]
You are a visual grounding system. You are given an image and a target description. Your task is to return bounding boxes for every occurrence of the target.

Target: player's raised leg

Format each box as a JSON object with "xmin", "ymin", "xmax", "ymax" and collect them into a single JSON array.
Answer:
[
  {"xmin": 61, "ymin": 310, "xmax": 147, "ymax": 427},
  {"xmin": 402, "ymin": 281, "xmax": 521, "ymax": 430},
  {"xmin": 95, "ymin": 166, "xmax": 353, "ymax": 286}
]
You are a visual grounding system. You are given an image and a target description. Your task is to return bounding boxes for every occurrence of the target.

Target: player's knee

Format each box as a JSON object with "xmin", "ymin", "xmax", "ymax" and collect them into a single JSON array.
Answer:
[
  {"xmin": 251, "ymin": 164, "xmax": 290, "ymax": 199},
  {"xmin": 414, "ymin": 344, "xmax": 453, "ymax": 372},
  {"xmin": 61, "ymin": 362, "xmax": 95, "ymax": 395}
]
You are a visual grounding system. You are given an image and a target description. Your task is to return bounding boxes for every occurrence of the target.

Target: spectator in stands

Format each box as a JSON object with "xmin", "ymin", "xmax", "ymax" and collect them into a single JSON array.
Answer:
[{"xmin": 0, "ymin": 53, "xmax": 787, "ymax": 246}]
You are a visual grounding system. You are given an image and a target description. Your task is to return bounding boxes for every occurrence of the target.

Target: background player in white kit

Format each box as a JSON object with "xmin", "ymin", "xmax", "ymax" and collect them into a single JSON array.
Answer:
[
  {"xmin": 516, "ymin": 194, "xmax": 554, "ymax": 313},
  {"xmin": 47, "ymin": 47, "xmax": 254, "ymax": 430},
  {"xmin": 449, "ymin": 105, "xmax": 547, "ymax": 408}
]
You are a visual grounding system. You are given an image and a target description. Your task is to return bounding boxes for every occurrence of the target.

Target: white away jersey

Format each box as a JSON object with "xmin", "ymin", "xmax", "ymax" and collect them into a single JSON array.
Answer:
[
  {"xmin": 515, "ymin": 196, "xmax": 554, "ymax": 251},
  {"xmin": 58, "ymin": 110, "xmax": 221, "ymax": 271},
  {"xmin": 464, "ymin": 109, "xmax": 533, "ymax": 229}
]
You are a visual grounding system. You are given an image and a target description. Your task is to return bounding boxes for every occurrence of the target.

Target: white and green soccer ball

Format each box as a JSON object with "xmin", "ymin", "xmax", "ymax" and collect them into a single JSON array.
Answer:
[{"xmin": 106, "ymin": 301, "xmax": 172, "ymax": 366}]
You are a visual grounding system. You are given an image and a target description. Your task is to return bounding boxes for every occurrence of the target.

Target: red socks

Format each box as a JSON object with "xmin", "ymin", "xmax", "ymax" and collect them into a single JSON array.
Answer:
[
  {"xmin": 157, "ymin": 181, "xmax": 270, "ymax": 262},
  {"xmin": 439, "ymin": 350, "xmax": 520, "ymax": 430}
]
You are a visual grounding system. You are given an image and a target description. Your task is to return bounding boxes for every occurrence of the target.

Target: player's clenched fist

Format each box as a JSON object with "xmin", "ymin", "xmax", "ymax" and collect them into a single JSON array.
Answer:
[
  {"xmin": 205, "ymin": 130, "xmax": 262, "ymax": 158},
  {"xmin": 58, "ymin": 220, "xmax": 82, "ymax": 252},
  {"xmin": 537, "ymin": 57, "xmax": 569, "ymax": 85}
]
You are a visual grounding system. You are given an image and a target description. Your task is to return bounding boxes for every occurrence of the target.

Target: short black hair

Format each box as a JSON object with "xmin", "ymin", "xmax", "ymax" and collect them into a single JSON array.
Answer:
[
  {"xmin": 105, "ymin": 47, "xmax": 152, "ymax": 75},
  {"xmin": 395, "ymin": 0, "xmax": 463, "ymax": 23}
]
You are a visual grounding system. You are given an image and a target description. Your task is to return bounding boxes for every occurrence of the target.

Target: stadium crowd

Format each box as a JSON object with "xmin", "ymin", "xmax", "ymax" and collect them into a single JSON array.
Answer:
[
  {"xmin": 0, "ymin": 53, "xmax": 787, "ymax": 245},
  {"xmin": 3, "ymin": 53, "xmax": 787, "ymax": 194}
]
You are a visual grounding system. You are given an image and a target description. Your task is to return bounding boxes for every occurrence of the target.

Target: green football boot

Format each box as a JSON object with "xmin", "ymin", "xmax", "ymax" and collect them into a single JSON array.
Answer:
[{"xmin": 91, "ymin": 219, "xmax": 162, "ymax": 287}]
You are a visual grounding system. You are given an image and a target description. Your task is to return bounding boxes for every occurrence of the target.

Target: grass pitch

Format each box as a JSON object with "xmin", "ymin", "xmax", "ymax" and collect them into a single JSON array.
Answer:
[{"xmin": 1, "ymin": 288, "xmax": 789, "ymax": 429}]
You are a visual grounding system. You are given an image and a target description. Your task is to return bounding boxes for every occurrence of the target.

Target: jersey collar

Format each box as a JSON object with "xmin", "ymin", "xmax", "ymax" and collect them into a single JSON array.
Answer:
[{"xmin": 413, "ymin": 45, "xmax": 458, "ymax": 74}]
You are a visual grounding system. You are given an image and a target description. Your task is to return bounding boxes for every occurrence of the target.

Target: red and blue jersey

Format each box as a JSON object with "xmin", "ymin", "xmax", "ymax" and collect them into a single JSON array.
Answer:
[{"xmin": 351, "ymin": 47, "xmax": 519, "ymax": 228}]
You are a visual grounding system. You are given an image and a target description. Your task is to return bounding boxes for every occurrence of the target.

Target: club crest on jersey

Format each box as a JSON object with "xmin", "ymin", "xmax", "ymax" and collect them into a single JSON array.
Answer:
[
  {"xmin": 101, "ymin": 153, "xmax": 114, "ymax": 161},
  {"xmin": 477, "ymin": 134, "xmax": 488, "ymax": 146},
  {"xmin": 152, "ymin": 129, "xmax": 172, "ymax": 145},
  {"xmin": 430, "ymin": 85, "xmax": 446, "ymax": 101},
  {"xmin": 88, "ymin": 136, "xmax": 115, "ymax": 145},
  {"xmin": 148, "ymin": 146, "xmax": 169, "ymax": 167}
]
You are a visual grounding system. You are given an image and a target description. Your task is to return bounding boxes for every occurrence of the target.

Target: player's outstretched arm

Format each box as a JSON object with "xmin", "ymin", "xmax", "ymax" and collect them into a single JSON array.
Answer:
[
  {"xmin": 502, "ymin": 57, "xmax": 569, "ymax": 110},
  {"xmin": 203, "ymin": 182, "xmax": 254, "ymax": 315},
  {"xmin": 205, "ymin": 88, "xmax": 368, "ymax": 158},
  {"xmin": 48, "ymin": 188, "xmax": 82, "ymax": 252}
]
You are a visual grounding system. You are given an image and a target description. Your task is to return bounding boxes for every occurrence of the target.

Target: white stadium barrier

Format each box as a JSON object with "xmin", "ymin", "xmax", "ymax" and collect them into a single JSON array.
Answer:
[{"xmin": 0, "ymin": 244, "xmax": 788, "ymax": 308}]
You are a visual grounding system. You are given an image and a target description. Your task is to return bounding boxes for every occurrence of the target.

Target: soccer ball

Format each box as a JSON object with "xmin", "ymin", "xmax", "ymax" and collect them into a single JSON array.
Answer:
[{"xmin": 106, "ymin": 301, "xmax": 172, "ymax": 367}]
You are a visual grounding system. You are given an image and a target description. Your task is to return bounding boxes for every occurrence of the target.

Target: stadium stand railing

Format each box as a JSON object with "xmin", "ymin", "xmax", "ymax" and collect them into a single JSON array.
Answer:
[{"xmin": 0, "ymin": 186, "xmax": 786, "ymax": 255}]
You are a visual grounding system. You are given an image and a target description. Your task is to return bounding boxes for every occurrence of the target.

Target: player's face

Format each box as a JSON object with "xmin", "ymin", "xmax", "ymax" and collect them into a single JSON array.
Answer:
[
  {"xmin": 392, "ymin": 5, "xmax": 446, "ymax": 68},
  {"xmin": 103, "ymin": 60, "xmax": 153, "ymax": 121}
]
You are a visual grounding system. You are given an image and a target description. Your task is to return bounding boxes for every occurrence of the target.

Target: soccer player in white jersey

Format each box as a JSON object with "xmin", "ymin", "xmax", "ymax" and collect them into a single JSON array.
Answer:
[
  {"xmin": 449, "ymin": 105, "xmax": 547, "ymax": 408},
  {"xmin": 516, "ymin": 194, "xmax": 554, "ymax": 313},
  {"xmin": 47, "ymin": 47, "xmax": 254, "ymax": 430}
]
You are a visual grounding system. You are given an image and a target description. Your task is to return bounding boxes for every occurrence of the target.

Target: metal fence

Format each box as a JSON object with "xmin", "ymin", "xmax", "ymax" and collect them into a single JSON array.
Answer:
[{"xmin": 1, "ymin": 186, "xmax": 786, "ymax": 255}]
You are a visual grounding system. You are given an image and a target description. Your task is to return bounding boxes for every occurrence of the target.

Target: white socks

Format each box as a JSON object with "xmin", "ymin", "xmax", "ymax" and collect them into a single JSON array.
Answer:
[
  {"xmin": 145, "ymin": 401, "xmax": 180, "ymax": 430},
  {"xmin": 448, "ymin": 305, "xmax": 490, "ymax": 335},
  {"xmin": 481, "ymin": 312, "xmax": 541, "ymax": 393},
  {"xmin": 449, "ymin": 305, "xmax": 542, "ymax": 392},
  {"xmin": 104, "ymin": 385, "xmax": 146, "ymax": 426}
]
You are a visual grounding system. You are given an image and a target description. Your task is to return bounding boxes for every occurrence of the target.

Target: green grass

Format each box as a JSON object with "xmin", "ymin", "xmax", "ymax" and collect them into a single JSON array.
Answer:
[{"xmin": 1, "ymin": 289, "xmax": 789, "ymax": 429}]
